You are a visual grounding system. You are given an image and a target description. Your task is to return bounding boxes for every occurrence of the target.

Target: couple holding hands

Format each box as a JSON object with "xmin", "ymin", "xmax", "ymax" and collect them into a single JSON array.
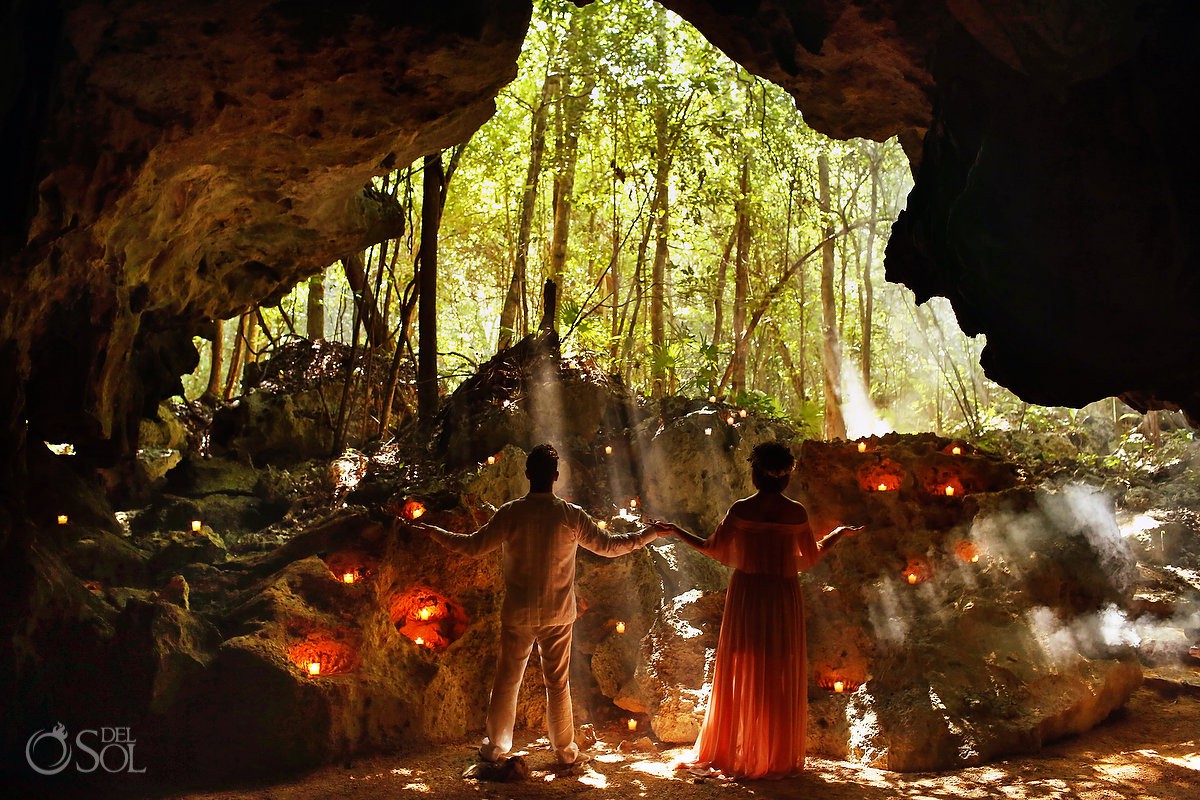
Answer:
[{"xmin": 409, "ymin": 441, "xmax": 860, "ymax": 779}]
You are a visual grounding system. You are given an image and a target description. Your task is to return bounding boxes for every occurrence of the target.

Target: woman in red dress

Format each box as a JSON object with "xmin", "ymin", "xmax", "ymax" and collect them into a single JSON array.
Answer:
[{"xmin": 652, "ymin": 441, "xmax": 859, "ymax": 779}]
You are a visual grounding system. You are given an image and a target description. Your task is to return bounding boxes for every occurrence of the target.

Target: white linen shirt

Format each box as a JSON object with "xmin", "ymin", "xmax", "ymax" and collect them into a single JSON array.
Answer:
[{"xmin": 429, "ymin": 492, "xmax": 657, "ymax": 626}]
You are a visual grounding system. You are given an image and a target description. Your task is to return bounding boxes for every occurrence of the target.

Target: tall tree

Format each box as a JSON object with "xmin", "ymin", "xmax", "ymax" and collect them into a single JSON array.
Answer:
[
  {"xmin": 731, "ymin": 154, "xmax": 751, "ymax": 395},
  {"xmin": 818, "ymin": 151, "xmax": 847, "ymax": 439},
  {"xmin": 306, "ymin": 274, "xmax": 325, "ymax": 340},
  {"xmin": 861, "ymin": 146, "xmax": 880, "ymax": 389},
  {"xmin": 203, "ymin": 319, "xmax": 224, "ymax": 402},
  {"xmin": 498, "ymin": 67, "xmax": 559, "ymax": 350},
  {"xmin": 418, "ymin": 153, "xmax": 445, "ymax": 428}
]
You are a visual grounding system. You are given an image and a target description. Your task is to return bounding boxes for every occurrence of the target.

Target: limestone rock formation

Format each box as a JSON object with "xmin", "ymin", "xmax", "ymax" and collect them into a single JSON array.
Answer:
[{"xmin": 633, "ymin": 433, "xmax": 1146, "ymax": 771}]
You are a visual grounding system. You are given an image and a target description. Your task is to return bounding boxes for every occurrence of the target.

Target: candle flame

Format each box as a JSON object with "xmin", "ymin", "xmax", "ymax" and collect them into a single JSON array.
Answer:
[
  {"xmin": 834, "ymin": 680, "xmax": 845, "ymax": 693},
  {"xmin": 907, "ymin": 572, "xmax": 918, "ymax": 584},
  {"xmin": 878, "ymin": 483, "xmax": 888, "ymax": 492},
  {"xmin": 945, "ymin": 485, "xmax": 955, "ymax": 496},
  {"xmin": 951, "ymin": 445, "xmax": 962, "ymax": 455},
  {"xmin": 57, "ymin": 515, "xmax": 68, "ymax": 525},
  {"xmin": 191, "ymin": 520, "xmax": 202, "ymax": 532},
  {"xmin": 738, "ymin": 408, "xmax": 747, "ymax": 418},
  {"xmin": 342, "ymin": 572, "xmax": 356, "ymax": 584},
  {"xmin": 726, "ymin": 415, "xmax": 735, "ymax": 425},
  {"xmin": 404, "ymin": 500, "xmax": 426, "ymax": 520},
  {"xmin": 616, "ymin": 621, "xmax": 626, "ymax": 634},
  {"xmin": 605, "ymin": 445, "xmax": 613, "ymax": 455},
  {"xmin": 704, "ymin": 427, "xmax": 712, "ymax": 436},
  {"xmin": 418, "ymin": 605, "xmax": 436, "ymax": 621},
  {"xmin": 627, "ymin": 719, "xmax": 637, "ymax": 731},
  {"xmin": 857, "ymin": 442, "xmax": 867, "ymax": 453},
  {"xmin": 597, "ymin": 519, "xmax": 607, "ymax": 529},
  {"xmin": 971, "ymin": 554, "xmax": 979, "ymax": 563},
  {"xmin": 414, "ymin": 636, "xmax": 424, "ymax": 646},
  {"xmin": 708, "ymin": 395, "xmax": 716, "ymax": 403},
  {"xmin": 629, "ymin": 498, "xmax": 638, "ymax": 508},
  {"xmin": 308, "ymin": 662, "xmax": 321, "ymax": 675}
]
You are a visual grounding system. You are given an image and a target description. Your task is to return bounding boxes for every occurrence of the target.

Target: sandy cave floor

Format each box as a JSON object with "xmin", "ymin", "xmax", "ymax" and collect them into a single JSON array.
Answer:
[{"xmin": 151, "ymin": 681, "xmax": 1200, "ymax": 800}]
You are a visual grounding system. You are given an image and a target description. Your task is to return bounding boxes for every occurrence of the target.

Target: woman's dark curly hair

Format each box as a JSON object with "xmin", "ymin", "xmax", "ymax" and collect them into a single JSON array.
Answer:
[{"xmin": 749, "ymin": 441, "xmax": 794, "ymax": 493}]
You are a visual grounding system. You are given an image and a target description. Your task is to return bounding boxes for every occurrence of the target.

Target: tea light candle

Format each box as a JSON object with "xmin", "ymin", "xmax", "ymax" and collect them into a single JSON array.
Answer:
[
  {"xmin": 726, "ymin": 415, "xmax": 735, "ymax": 425},
  {"xmin": 308, "ymin": 662, "xmax": 321, "ymax": 676},
  {"xmin": 704, "ymin": 427, "xmax": 712, "ymax": 436},
  {"xmin": 616, "ymin": 621, "xmax": 626, "ymax": 634},
  {"xmin": 833, "ymin": 680, "xmax": 845, "ymax": 693},
  {"xmin": 597, "ymin": 520, "xmax": 607, "ymax": 530},
  {"xmin": 414, "ymin": 636, "xmax": 424, "ymax": 646},
  {"xmin": 907, "ymin": 572, "xmax": 918, "ymax": 584},
  {"xmin": 418, "ymin": 606, "xmax": 435, "ymax": 621},
  {"xmin": 486, "ymin": 455, "xmax": 496, "ymax": 465},
  {"xmin": 708, "ymin": 395, "xmax": 716, "ymax": 403},
  {"xmin": 945, "ymin": 486, "xmax": 955, "ymax": 496},
  {"xmin": 629, "ymin": 498, "xmax": 638, "ymax": 509},
  {"xmin": 191, "ymin": 520, "xmax": 202, "ymax": 532},
  {"xmin": 605, "ymin": 445, "xmax": 613, "ymax": 455},
  {"xmin": 57, "ymin": 514, "xmax": 68, "ymax": 525},
  {"xmin": 857, "ymin": 441, "xmax": 867, "ymax": 453},
  {"xmin": 951, "ymin": 445, "xmax": 962, "ymax": 455},
  {"xmin": 738, "ymin": 408, "xmax": 747, "ymax": 418},
  {"xmin": 342, "ymin": 572, "xmax": 356, "ymax": 584},
  {"xmin": 627, "ymin": 719, "xmax": 637, "ymax": 732},
  {"xmin": 877, "ymin": 483, "xmax": 888, "ymax": 492}
]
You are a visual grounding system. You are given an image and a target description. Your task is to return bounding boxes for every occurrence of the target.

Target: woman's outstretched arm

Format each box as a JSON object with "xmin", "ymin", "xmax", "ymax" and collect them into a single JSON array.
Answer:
[{"xmin": 816, "ymin": 525, "xmax": 864, "ymax": 554}]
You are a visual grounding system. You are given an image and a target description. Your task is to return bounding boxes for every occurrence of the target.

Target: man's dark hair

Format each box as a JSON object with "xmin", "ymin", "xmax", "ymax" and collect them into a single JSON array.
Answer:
[
  {"xmin": 749, "ymin": 441, "xmax": 794, "ymax": 493},
  {"xmin": 526, "ymin": 443, "xmax": 559, "ymax": 488}
]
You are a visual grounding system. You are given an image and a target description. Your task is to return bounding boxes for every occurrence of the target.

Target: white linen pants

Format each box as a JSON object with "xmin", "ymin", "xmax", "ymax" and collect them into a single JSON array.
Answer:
[{"xmin": 480, "ymin": 622, "xmax": 579, "ymax": 764}]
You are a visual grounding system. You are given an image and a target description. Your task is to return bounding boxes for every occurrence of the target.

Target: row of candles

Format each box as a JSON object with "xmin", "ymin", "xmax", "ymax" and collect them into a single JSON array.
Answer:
[
  {"xmin": 855, "ymin": 441, "xmax": 963, "ymax": 456},
  {"xmin": 58, "ymin": 515, "xmax": 210, "ymax": 531}
]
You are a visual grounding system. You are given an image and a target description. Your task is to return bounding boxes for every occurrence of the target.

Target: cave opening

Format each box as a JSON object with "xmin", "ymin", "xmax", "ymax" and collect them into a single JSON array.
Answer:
[{"xmin": 1, "ymin": 0, "xmax": 1198, "ymax": 797}]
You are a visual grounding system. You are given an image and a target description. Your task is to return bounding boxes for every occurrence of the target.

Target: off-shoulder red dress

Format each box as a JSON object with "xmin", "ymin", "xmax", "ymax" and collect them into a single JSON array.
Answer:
[{"xmin": 687, "ymin": 511, "xmax": 820, "ymax": 778}]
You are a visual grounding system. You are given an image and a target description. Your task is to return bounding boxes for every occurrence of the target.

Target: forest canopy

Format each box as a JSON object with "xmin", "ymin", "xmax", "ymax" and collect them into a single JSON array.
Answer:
[{"xmin": 182, "ymin": 0, "xmax": 1141, "ymax": 448}]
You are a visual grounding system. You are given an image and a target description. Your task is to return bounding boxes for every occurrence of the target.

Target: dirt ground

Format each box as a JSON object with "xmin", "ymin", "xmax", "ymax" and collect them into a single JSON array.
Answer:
[{"xmin": 132, "ymin": 680, "xmax": 1197, "ymax": 800}]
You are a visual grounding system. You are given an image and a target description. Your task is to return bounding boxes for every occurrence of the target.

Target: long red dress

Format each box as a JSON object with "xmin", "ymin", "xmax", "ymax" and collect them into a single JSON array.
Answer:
[{"xmin": 688, "ymin": 511, "xmax": 820, "ymax": 779}]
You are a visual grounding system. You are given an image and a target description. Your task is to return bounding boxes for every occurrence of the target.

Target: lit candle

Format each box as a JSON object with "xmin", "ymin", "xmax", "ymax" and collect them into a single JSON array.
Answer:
[
  {"xmin": 57, "ymin": 515, "xmax": 68, "ymax": 525},
  {"xmin": 616, "ymin": 621, "xmax": 626, "ymax": 634},
  {"xmin": 308, "ymin": 662, "xmax": 321, "ymax": 675},
  {"xmin": 739, "ymin": 409, "xmax": 747, "ymax": 418},
  {"xmin": 833, "ymin": 680, "xmax": 845, "ymax": 693},
  {"xmin": 597, "ymin": 520, "xmax": 607, "ymax": 529},
  {"xmin": 404, "ymin": 500, "xmax": 426, "ymax": 519},
  {"xmin": 971, "ymin": 554, "xmax": 980, "ymax": 563},
  {"xmin": 342, "ymin": 572, "xmax": 356, "ymax": 584},
  {"xmin": 857, "ymin": 441, "xmax": 867, "ymax": 453},
  {"xmin": 629, "ymin": 498, "xmax": 638, "ymax": 509},
  {"xmin": 945, "ymin": 485, "xmax": 955, "ymax": 496},
  {"xmin": 726, "ymin": 415, "xmax": 735, "ymax": 425},
  {"xmin": 907, "ymin": 572, "xmax": 918, "ymax": 584},
  {"xmin": 708, "ymin": 395, "xmax": 716, "ymax": 403},
  {"xmin": 418, "ymin": 605, "xmax": 435, "ymax": 621},
  {"xmin": 605, "ymin": 445, "xmax": 613, "ymax": 455},
  {"xmin": 502, "ymin": 399, "xmax": 511, "ymax": 408},
  {"xmin": 191, "ymin": 520, "xmax": 202, "ymax": 532},
  {"xmin": 414, "ymin": 636, "xmax": 424, "ymax": 646},
  {"xmin": 951, "ymin": 445, "xmax": 962, "ymax": 455},
  {"xmin": 486, "ymin": 455, "xmax": 496, "ymax": 465},
  {"xmin": 877, "ymin": 483, "xmax": 888, "ymax": 492},
  {"xmin": 627, "ymin": 719, "xmax": 637, "ymax": 732},
  {"xmin": 704, "ymin": 427, "xmax": 712, "ymax": 436}
]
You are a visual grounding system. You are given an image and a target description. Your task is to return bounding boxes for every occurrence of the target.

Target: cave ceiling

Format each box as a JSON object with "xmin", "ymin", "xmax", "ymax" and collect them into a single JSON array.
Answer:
[{"xmin": 1, "ymin": 0, "xmax": 1196, "ymax": 462}]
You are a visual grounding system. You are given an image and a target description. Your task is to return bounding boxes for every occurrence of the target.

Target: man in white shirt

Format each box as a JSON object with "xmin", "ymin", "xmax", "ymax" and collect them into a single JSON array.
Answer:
[{"xmin": 411, "ymin": 443, "xmax": 660, "ymax": 765}]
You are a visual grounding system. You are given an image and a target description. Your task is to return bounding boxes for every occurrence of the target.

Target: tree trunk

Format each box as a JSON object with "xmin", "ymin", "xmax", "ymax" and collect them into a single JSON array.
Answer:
[
  {"xmin": 222, "ymin": 312, "xmax": 249, "ymax": 401},
  {"xmin": 341, "ymin": 251, "xmax": 391, "ymax": 351},
  {"xmin": 498, "ymin": 70, "xmax": 558, "ymax": 351},
  {"xmin": 418, "ymin": 153, "xmax": 444, "ymax": 429},
  {"xmin": 649, "ymin": 102, "xmax": 670, "ymax": 398},
  {"xmin": 731, "ymin": 155, "xmax": 750, "ymax": 396},
  {"xmin": 547, "ymin": 16, "xmax": 594, "ymax": 334},
  {"xmin": 818, "ymin": 152, "xmax": 847, "ymax": 440},
  {"xmin": 862, "ymin": 151, "xmax": 879, "ymax": 390},
  {"xmin": 306, "ymin": 274, "xmax": 325, "ymax": 340},
  {"xmin": 710, "ymin": 227, "xmax": 735, "ymax": 395},
  {"xmin": 203, "ymin": 319, "xmax": 225, "ymax": 401}
]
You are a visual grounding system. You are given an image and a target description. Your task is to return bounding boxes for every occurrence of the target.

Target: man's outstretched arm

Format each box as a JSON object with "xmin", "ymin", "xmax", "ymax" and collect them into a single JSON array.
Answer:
[
  {"xmin": 410, "ymin": 515, "xmax": 507, "ymax": 557},
  {"xmin": 572, "ymin": 507, "xmax": 659, "ymax": 557}
]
